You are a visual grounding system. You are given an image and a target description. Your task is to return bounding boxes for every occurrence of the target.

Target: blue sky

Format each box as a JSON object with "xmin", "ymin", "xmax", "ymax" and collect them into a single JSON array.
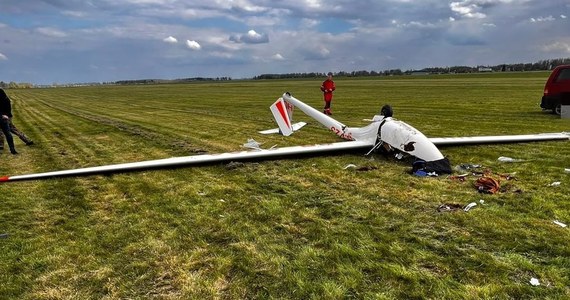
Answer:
[{"xmin": 0, "ymin": 0, "xmax": 569, "ymax": 84}]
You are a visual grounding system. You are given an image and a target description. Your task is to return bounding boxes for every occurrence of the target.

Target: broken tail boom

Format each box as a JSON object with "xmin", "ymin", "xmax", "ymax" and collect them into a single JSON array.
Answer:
[{"xmin": 282, "ymin": 92, "xmax": 347, "ymax": 136}]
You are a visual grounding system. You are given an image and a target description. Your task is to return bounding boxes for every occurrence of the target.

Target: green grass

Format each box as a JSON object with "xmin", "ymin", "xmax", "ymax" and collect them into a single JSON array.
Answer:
[{"xmin": 1, "ymin": 72, "xmax": 570, "ymax": 299}]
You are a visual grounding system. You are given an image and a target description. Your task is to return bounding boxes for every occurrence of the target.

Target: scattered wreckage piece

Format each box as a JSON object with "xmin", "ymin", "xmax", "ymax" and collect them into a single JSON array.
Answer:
[{"xmin": 474, "ymin": 177, "xmax": 501, "ymax": 194}]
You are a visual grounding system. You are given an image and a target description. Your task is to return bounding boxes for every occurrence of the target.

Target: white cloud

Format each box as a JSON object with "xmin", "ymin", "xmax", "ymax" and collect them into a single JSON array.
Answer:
[
  {"xmin": 163, "ymin": 36, "xmax": 178, "ymax": 43},
  {"xmin": 0, "ymin": 53, "xmax": 7, "ymax": 60},
  {"xmin": 186, "ymin": 40, "xmax": 201, "ymax": 50},
  {"xmin": 482, "ymin": 23, "xmax": 496, "ymax": 27},
  {"xmin": 238, "ymin": 4, "xmax": 267, "ymax": 13},
  {"xmin": 450, "ymin": 1, "xmax": 486, "ymax": 19},
  {"xmin": 306, "ymin": 47, "xmax": 331, "ymax": 59},
  {"xmin": 560, "ymin": 15, "xmax": 567, "ymax": 19},
  {"xmin": 305, "ymin": 0, "xmax": 322, "ymax": 9},
  {"xmin": 542, "ymin": 42, "xmax": 570, "ymax": 53},
  {"xmin": 62, "ymin": 10, "xmax": 86, "ymax": 18},
  {"xmin": 35, "ymin": 27, "xmax": 67, "ymax": 38},
  {"xmin": 123, "ymin": 0, "xmax": 173, "ymax": 4},
  {"xmin": 301, "ymin": 18, "xmax": 319, "ymax": 28},
  {"xmin": 247, "ymin": 30, "xmax": 263, "ymax": 40},
  {"xmin": 229, "ymin": 29, "xmax": 269, "ymax": 44},
  {"xmin": 530, "ymin": 16, "xmax": 555, "ymax": 22},
  {"xmin": 272, "ymin": 53, "xmax": 284, "ymax": 60},
  {"xmin": 397, "ymin": 20, "xmax": 437, "ymax": 29}
]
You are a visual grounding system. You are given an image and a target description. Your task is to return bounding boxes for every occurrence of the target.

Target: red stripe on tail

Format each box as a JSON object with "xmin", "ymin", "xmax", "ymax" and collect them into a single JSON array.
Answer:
[
  {"xmin": 276, "ymin": 100, "xmax": 291, "ymax": 128},
  {"xmin": 0, "ymin": 176, "xmax": 10, "ymax": 182}
]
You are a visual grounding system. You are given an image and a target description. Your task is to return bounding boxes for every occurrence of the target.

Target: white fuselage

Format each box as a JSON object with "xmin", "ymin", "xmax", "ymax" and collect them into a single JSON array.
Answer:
[{"xmin": 282, "ymin": 93, "xmax": 445, "ymax": 162}]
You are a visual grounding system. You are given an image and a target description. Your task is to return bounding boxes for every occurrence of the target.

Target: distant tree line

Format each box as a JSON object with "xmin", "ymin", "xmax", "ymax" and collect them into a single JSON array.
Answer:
[
  {"xmin": 3, "ymin": 58, "xmax": 570, "ymax": 88},
  {"xmin": 115, "ymin": 77, "xmax": 232, "ymax": 85},
  {"xmin": 254, "ymin": 57, "xmax": 570, "ymax": 79},
  {"xmin": 0, "ymin": 81, "xmax": 34, "ymax": 89}
]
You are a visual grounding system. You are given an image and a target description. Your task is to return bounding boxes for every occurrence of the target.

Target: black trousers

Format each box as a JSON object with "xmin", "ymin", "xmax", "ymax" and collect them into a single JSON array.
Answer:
[{"xmin": 0, "ymin": 118, "xmax": 16, "ymax": 152}]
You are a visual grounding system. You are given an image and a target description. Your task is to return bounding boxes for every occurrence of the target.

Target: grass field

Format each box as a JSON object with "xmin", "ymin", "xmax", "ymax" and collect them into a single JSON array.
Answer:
[{"xmin": 1, "ymin": 72, "xmax": 569, "ymax": 299}]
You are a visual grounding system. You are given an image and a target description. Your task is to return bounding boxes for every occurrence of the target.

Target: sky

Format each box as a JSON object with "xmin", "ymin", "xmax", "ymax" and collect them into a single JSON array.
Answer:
[{"xmin": 0, "ymin": 0, "xmax": 569, "ymax": 85}]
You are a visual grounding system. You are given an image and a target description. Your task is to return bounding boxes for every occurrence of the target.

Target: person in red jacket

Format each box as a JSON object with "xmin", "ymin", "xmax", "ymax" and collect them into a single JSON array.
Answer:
[{"xmin": 320, "ymin": 72, "xmax": 336, "ymax": 115}]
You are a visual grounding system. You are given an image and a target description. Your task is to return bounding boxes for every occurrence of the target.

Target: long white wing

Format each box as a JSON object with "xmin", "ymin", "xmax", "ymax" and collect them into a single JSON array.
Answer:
[
  {"xmin": 0, "ymin": 140, "xmax": 372, "ymax": 183},
  {"xmin": 429, "ymin": 132, "xmax": 569, "ymax": 146}
]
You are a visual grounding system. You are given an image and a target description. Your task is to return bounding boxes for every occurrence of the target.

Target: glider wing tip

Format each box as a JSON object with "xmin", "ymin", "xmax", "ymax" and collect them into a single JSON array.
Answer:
[{"xmin": 0, "ymin": 176, "xmax": 10, "ymax": 182}]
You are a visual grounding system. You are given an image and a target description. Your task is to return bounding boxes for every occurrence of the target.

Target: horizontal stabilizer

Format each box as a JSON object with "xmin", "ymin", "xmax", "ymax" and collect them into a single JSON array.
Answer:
[{"xmin": 259, "ymin": 122, "xmax": 307, "ymax": 135}]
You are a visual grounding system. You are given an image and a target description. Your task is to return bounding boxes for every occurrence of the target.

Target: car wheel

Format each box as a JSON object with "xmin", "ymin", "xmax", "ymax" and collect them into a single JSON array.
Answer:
[{"xmin": 553, "ymin": 104, "xmax": 561, "ymax": 115}]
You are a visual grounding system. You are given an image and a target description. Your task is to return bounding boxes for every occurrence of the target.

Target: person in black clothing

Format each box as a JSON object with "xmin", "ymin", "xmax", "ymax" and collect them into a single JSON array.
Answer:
[{"xmin": 0, "ymin": 88, "xmax": 18, "ymax": 154}]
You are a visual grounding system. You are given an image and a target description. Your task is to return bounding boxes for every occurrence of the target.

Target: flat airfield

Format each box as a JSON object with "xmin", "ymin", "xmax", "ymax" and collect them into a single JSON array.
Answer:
[{"xmin": 1, "ymin": 72, "xmax": 569, "ymax": 299}]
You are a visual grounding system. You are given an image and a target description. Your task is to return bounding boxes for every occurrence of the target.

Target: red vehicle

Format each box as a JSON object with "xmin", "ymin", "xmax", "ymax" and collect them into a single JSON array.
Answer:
[{"xmin": 541, "ymin": 64, "xmax": 570, "ymax": 115}]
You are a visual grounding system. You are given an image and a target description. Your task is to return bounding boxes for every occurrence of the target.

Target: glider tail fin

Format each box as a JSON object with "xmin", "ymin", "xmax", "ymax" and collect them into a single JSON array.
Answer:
[
  {"xmin": 270, "ymin": 97, "xmax": 294, "ymax": 136},
  {"xmin": 264, "ymin": 97, "xmax": 306, "ymax": 136}
]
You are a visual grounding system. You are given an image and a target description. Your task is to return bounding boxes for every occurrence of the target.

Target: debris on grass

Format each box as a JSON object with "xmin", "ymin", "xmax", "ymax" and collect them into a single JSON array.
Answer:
[
  {"xmin": 553, "ymin": 220, "xmax": 567, "ymax": 228},
  {"xmin": 242, "ymin": 138, "xmax": 263, "ymax": 150},
  {"xmin": 437, "ymin": 202, "xmax": 481, "ymax": 213},
  {"xmin": 463, "ymin": 202, "xmax": 477, "ymax": 211},
  {"xmin": 241, "ymin": 139, "xmax": 277, "ymax": 150},
  {"xmin": 530, "ymin": 277, "xmax": 540, "ymax": 286},
  {"xmin": 549, "ymin": 181, "xmax": 561, "ymax": 187},
  {"xmin": 0, "ymin": 233, "xmax": 8, "ymax": 239},
  {"xmin": 343, "ymin": 164, "xmax": 378, "ymax": 171},
  {"xmin": 499, "ymin": 173, "xmax": 517, "ymax": 181},
  {"xmin": 448, "ymin": 173, "xmax": 469, "ymax": 181},
  {"xmin": 413, "ymin": 170, "xmax": 439, "ymax": 177},
  {"xmin": 565, "ymin": 168, "xmax": 570, "ymax": 173},
  {"xmin": 455, "ymin": 164, "xmax": 482, "ymax": 172},
  {"xmin": 449, "ymin": 169, "xmax": 518, "ymax": 194},
  {"xmin": 498, "ymin": 156, "xmax": 524, "ymax": 162},
  {"xmin": 475, "ymin": 176, "xmax": 501, "ymax": 194},
  {"xmin": 414, "ymin": 170, "xmax": 427, "ymax": 177},
  {"xmin": 343, "ymin": 164, "xmax": 357, "ymax": 170},
  {"xmin": 437, "ymin": 203, "xmax": 463, "ymax": 212}
]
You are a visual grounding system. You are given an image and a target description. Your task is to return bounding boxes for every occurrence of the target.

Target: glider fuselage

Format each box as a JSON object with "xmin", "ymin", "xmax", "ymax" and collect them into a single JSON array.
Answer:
[{"xmin": 280, "ymin": 93, "xmax": 446, "ymax": 162}]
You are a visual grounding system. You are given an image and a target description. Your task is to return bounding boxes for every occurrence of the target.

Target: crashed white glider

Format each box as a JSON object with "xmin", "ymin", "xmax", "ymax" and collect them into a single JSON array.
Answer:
[{"xmin": 0, "ymin": 92, "xmax": 568, "ymax": 183}]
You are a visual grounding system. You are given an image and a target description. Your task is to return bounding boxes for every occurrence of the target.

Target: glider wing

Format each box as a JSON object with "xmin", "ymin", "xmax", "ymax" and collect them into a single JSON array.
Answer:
[
  {"xmin": 0, "ymin": 140, "xmax": 372, "ymax": 183},
  {"xmin": 429, "ymin": 132, "xmax": 569, "ymax": 146}
]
